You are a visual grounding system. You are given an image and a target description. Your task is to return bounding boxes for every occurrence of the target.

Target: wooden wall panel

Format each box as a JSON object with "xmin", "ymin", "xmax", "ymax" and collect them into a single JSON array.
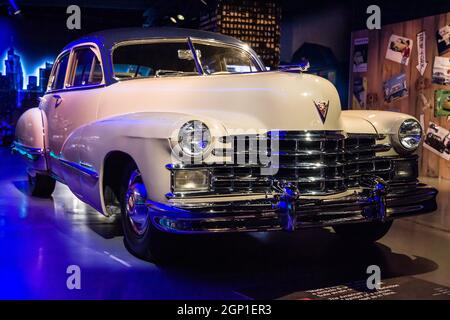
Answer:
[{"xmin": 349, "ymin": 12, "xmax": 450, "ymax": 179}]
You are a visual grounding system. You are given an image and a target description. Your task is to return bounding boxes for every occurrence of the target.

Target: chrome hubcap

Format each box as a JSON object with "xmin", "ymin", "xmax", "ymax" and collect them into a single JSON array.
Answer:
[{"xmin": 125, "ymin": 170, "xmax": 149, "ymax": 236}]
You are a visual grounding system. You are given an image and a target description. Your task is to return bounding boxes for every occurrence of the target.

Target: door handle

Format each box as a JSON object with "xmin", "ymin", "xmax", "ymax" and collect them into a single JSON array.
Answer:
[{"xmin": 53, "ymin": 95, "xmax": 63, "ymax": 108}]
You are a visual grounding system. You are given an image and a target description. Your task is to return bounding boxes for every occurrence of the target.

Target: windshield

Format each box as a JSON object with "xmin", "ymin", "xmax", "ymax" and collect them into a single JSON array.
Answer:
[{"xmin": 112, "ymin": 40, "xmax": 262, "ymax": 79}]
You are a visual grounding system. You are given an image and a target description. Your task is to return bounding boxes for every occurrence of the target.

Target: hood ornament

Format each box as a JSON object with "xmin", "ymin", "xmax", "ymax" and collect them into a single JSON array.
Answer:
[
  {"xmin": 313, "ymin": 100, "xmax": 330, "ymax": 124},
  {"xmin": 278, "ymin": 58, "xmax": 310, "ymax": 73}
]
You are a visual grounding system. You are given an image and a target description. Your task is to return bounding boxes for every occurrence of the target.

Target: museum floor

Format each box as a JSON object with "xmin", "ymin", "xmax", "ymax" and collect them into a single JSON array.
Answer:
[{"xmin": 0, "ymin": 147, "xmax": 449, "ymax": 300}]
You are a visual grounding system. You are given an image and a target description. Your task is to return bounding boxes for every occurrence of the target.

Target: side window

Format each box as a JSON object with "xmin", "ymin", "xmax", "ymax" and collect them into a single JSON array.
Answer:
[
  {"xmin": 70, "ymin": 47, "xmax": 103, "ymax": 87},
  {"xmin": 49, "ymin": 53, "xmax": 70, "ymax": 91},
  {"xmin": 112, "ymin": 42, "xmax": 198, "ymax": 79}
]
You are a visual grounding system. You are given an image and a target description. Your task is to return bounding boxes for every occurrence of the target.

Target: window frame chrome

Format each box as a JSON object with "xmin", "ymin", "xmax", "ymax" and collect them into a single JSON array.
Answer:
[
  {"xmin": 46, "ymin": 50, "xmax": 71, "ymax": 93},
  {"xmin": 65, "ymin": 44, "xmax": 106, "ymax": 90},
  {"xmin": 189, "ymin": 37, "xmax": 265, "ymax": 73},
  {"xmin": 46, "ymin": 42, "xmax": 106, "ymax": 94}
]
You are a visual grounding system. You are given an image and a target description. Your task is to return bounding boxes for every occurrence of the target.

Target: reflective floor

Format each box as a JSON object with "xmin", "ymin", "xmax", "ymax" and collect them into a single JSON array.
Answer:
[{"xmin": 0, "ymin": 147, "xmax": 449, "ymax": 299}]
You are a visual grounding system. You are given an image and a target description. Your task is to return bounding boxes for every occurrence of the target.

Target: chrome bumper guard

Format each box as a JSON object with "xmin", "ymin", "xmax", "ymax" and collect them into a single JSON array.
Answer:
[{"xmin": 146, "ymin": 177, "xmax": 438, "ymax": 234}]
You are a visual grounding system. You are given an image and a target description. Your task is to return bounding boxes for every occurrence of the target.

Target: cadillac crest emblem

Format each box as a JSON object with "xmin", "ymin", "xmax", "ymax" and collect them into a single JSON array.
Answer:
[{"xmin": 313, "ymin": 100, "xmax": 330, "ymax": 124}]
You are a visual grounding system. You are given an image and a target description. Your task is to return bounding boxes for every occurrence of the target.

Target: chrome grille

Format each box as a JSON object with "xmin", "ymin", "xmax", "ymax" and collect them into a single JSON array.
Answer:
[
  {"xmin": 344, "ymin": 134, "xmax": 392, "ymax": 187},
  {"xmin": 209, "ymin": 131, "xmax": 392, "ymax": 195}
]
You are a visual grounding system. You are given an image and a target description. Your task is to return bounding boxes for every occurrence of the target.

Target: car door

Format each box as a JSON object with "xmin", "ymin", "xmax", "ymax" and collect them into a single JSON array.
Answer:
[
  {"xmin": 40, "ymin": 50, "xmax": 70, "ymax": 177},
  {"xmin": 43, "ymin": 44, "xmax": 104, "ymax": 187}
]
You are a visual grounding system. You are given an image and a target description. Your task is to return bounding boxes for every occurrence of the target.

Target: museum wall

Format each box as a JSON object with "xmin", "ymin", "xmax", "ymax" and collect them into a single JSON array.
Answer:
[
  {"xmin": 280, "ymin": 4, "xmax": 351, "ymax": 63},
  {"xmin": 280, "ymin": 3, "xmax": 352, "ymax": 108},
  {"xmin": 349, "ymin": 12, "xmax": 450, "ymax": 179}
]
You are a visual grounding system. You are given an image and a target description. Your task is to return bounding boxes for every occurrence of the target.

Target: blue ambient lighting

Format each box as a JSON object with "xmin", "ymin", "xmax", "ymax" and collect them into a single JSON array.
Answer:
[
  {"xmin": 0, "ymin": 49, "xmax": 53, "ymax": 90},
  {"xmin": 8, "ymin": 0, "xmax": 21, "ymax": 15}
]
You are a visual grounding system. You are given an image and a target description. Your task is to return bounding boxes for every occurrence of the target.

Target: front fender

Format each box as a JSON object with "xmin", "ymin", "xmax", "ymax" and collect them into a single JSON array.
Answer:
[
  {"xmin": 342, "ymin": 110, "xmax": 417, "ymax": 135},
  {"xmin": 342, "ymin": 110, "xmax": 420, "ymax": 157},
  {"xmin": 60, "ymin": 112, "xmax": 226, "ymax": 214}
]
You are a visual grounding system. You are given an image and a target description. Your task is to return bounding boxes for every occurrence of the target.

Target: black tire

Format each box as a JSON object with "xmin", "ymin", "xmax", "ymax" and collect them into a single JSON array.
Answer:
[
  {"xmin": 332, "ymin": 221, "xmax": 393, "ymax": 243},
  {"xmin": 120, "ymin": 161, "xmax": 168, "ymax": 262},
  {"xmin": 28, "ymin": 172, "xmax": 56, "ymax": 198}
]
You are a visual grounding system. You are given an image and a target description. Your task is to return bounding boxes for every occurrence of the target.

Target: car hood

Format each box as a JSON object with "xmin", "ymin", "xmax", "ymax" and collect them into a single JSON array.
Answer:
[{"xmin": 99, "ymin": 71, "xmax": 344, "ymax": 132}]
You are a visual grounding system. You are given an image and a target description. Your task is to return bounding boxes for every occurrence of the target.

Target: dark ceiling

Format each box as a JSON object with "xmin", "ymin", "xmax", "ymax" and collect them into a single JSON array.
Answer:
[{"xmin": 1, "ymin": 0, "xmax": 450, "ymax": 30}]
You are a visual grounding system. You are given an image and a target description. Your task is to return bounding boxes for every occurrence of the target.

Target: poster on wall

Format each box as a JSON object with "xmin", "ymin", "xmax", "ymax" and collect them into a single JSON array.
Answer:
[
  {"xmin": 353, "ymin": 38, "xmax": 368, "ymax": 72},
  {"xmin": 435, "ymin": 90, "xmax": 450, "ymax": 117},
  {"xmin": 432, "ymin": 56, "xmax": 450, "ymax": 85},
  {"xmin": 416, "ymin": 31, "xmax": 427, "ymax": 76},
  {"xmin": 383, "ymin": 73, "xmax": 408, "ymax": 103},
  {"xmin": 436, "ymin": 24, "xmax": 450, "ymax": 56},
  {"xmin": 423, "ymin": 122, "xmax": 450, "ymax": 160},
  {"xmin": 386, "ymin": 34, "xmax": 413, "ymax": 66},
  {"xmin": 352, "ymin": 77, "xmax": 367, "ymax": 109}
]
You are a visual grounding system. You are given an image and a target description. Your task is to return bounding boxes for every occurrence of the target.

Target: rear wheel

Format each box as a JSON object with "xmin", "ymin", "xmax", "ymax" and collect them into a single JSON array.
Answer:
[
  {"xmin": 333, "ymin": 221, "xmax": 393, "ymax": 243},
  {"xmin": 27, "ymin": 172, "xmax": 56, "ymax": 198},
  {"xmin": 120, "ymin": 162, "xmax": 168, "ymax": 262}
]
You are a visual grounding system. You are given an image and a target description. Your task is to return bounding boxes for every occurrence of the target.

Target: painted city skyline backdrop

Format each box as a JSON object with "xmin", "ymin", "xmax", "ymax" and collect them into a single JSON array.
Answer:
[
  {"xmin": 0, "ymin": 47, "xmax": 54, "ymax": 91},
  {"xmin": 0, "ymin": 17, "xmax": 66, "ymax": 92}
]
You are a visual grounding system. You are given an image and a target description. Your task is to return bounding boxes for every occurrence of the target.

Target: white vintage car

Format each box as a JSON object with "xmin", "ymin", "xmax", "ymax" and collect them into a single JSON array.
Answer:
[{"xmin": 13, "ymin": 28, "xmax": 437, "ymax": 261}]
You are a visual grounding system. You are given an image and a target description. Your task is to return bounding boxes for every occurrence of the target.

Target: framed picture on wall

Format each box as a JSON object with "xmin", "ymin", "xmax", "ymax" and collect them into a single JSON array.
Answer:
[
  {"xmin": 432, "ymin": 56, "xmax": 450, "ymax": 85},
  {"xmin": 353, "ymin": 38, "xmax": 368, "ymax": 72},
  {"xmin": 383, "ymin": 73, "xmax": 408, "ymax": 103},
  {"xmin": 436, "ymin": 24, "xmax": 450, "ymax": 56},
  {"xmin": 386, "ymin": 34, "xmax": 413, "ymax": 66},
  {"xmin": 435, "ymin": 89, "xmax": 450, "ymax": 117},
  {"xmin": 423, "ymin": 122, "xmax": 450, "ymax": 160}
]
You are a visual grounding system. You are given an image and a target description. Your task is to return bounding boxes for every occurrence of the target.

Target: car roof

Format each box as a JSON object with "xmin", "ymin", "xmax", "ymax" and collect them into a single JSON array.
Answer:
[{"xmin": 63, "ymin": 27, "xmax": 246, "ymax": 52}]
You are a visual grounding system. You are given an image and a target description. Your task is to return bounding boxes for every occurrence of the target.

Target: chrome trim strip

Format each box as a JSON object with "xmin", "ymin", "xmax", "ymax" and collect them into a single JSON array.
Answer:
[
  {"xmin": 345, "ymin": 144, "xmax": 392, "ymax": 154},
  {"xmin": 221, "ymin": 131, "xmax": 347, "ymax": 142},
  {"xmin": 187, "ymin": 37, "xmax": 204, "ymax": 75},
  {"xmin": 165, "ymin": 190, "xmax": 276, "ymax": 200},
  {"xmin": 11, "ymin": 141, "xmax": 45, "ymax": 161},
  {"xmin": 166, "ymin": 163, "xmax": 265, "ymax": 170},
  {"xmin": 56, "ymin": 157, "xmax": 99, "ymax": 179},
  {"xmin": 214, "ymin": 149, "xmax": 346, "ymax": 157}
]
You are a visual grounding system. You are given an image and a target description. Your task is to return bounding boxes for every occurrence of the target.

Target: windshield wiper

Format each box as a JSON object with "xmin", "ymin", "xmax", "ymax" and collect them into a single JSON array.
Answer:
[{"xmin": 155, "ymin": 70, "xmax": 197, "ymax": 77}]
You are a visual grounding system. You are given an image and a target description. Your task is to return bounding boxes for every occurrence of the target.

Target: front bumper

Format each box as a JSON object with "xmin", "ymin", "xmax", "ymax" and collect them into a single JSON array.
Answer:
[{"xmin": 146, "ymin": 181, "xmax": 438, "ymax": 234}]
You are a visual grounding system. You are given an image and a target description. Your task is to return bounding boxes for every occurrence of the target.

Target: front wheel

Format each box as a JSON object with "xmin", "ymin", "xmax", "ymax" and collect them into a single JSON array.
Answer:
[
  {"xmin": 332, "ymin": 221, "xmax": 393, "ymax": 243},
  {"xmin": 27, "ymin": 172, "xmax": 56, "ymax": 198},
  {"xmin": 120, "ymin": 163, "xmax": 168, "ymax": 262}
]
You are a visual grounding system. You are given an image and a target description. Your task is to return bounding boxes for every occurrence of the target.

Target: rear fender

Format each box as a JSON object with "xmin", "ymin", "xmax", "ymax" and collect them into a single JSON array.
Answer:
[{"xmin": 12, "ymin": 108, "xmax": 48, "ymax": 173}]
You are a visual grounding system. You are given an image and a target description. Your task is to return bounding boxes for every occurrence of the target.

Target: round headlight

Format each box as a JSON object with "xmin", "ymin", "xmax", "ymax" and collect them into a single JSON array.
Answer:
[
  {"xmin": 178, "ymin": 120, "xmax": 211, "ymax": 156},
  {"xmin": 397, "ymin": 119, "xmax": 422, "ymax": 152}
]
